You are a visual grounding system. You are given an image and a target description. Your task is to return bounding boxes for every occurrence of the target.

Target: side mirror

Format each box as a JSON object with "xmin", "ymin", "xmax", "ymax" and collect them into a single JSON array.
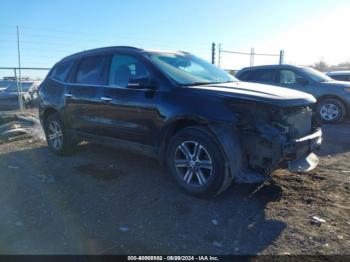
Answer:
[
  {"xmin": 296, "ymin": 78, "xmax": 309, "ymax": 86},
  {"xmin": 128, "ymin": 77, "xmax": 157, "ymax": 89}
]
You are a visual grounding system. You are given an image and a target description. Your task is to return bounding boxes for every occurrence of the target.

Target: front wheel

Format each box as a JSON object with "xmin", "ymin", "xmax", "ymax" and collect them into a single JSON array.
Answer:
[
  {"xmin": 166, "ymin": 126, "xmax": 230, "ymax": 198},
  {"xmin": 316, "ymin": 98, "xmax": 346, "ymax": 124}
]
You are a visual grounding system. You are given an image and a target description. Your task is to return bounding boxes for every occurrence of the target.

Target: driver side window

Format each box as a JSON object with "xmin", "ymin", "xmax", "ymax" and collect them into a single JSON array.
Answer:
[
  {"xmin": 108, "ymin": 54, "xmax": 150, "ymax": 88},
  {"xmin": 280, "ymin": 70, "xmax": 305, "ymax": 85}
]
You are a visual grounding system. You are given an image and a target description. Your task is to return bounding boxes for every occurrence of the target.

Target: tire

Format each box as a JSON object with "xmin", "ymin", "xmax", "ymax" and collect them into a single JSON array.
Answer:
[
  {"xmin": 166, "ymin": 126, "xmax": 228, "ymax": 198},
  {"xmin": 44, "ymin": 113, "xmax": 75, "ymax": 155},
  {"xmin": 316, "ymin": 98, "xmax": 346, "ymax": 124}
]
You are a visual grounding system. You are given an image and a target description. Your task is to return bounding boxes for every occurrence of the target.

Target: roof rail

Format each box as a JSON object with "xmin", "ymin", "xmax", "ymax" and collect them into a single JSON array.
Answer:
[{"xmin": 60, "ymin": 46, "xmax": 144, "ymax": 62}]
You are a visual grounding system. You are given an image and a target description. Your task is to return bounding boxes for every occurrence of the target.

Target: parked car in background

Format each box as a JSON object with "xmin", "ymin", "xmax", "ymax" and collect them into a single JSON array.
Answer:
[
  {"xmin": 38, "ymin": 46, "xmax": 322, "ymax": 197},
  {"xmin": 236, "ymin": 65, "xmax": 350, "ymax": 123},
  {"xmin": 326, "ymin": 71, "xmax": 350, "ymax": 82},
  {"xmin": 0, "ymin": 80, "xmax": 40, "ymax": 111}
]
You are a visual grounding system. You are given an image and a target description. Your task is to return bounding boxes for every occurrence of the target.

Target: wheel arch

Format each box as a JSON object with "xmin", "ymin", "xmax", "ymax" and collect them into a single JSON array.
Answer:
[
  {"xmin": 159, "ymin": 118, "xmax": 246, "ymax": 194},
  {"xmin": 41, "ymin": 107, "xmax": 61, "ymax": 127},
  {"xmin": 158, "ymin": 117, "xmax": 210, "ymax": 164}
]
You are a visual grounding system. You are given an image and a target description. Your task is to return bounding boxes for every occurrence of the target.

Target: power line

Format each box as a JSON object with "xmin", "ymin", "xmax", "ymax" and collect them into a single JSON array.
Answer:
[{"xmin": 0, "ymin": 24, "xmax": 210, "ymax": 47}]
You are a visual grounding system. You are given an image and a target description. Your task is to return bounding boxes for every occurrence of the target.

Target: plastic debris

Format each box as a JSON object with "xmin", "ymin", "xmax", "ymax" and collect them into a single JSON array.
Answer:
[{"xmin": 310, "ymin": 216, "xmax": 326, "ymax": 226}]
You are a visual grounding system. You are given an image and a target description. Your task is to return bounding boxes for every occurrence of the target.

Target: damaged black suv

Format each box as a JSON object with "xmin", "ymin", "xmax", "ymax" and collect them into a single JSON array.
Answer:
[{"xmin": 38, "ymin": 46, "xmax": 322, "ymax": 197}]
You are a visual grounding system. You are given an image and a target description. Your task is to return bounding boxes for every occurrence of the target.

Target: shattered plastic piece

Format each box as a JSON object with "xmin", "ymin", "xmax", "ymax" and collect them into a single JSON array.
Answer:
[{"xmin": 310, "ymin": 216, "xmax": 326, "ymax": 226}]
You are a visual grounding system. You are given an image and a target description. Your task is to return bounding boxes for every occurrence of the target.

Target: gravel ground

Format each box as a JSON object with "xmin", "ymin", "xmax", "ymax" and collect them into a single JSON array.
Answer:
[{"xmin": 0, "ymin": 122, "xmax": 349, "ymax": 255}]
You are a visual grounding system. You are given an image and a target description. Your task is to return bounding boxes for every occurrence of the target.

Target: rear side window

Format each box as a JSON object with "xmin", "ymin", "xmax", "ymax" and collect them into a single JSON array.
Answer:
[
  {"xmin": 239, "ymin": 69, "xmax": 276, "ymax": 83},
  {"xmin": 252, "ymin": 69, "xmax": 276, "ymax": 82},
  {"xmin": 51, "ymin": 61, "xmax": 73, "ymax": 82},
  {"xmin": 75, "ymin": 56, "xmax": 109, "ymax": 85},
  {"xmin": 238, "ymin": 71, "xmax": 254, "ymax": 81}
]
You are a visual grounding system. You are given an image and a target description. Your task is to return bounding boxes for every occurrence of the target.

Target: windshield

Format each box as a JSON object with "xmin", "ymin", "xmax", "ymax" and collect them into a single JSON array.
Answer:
[
  {"xmin": 301, "ymin": 67, "xmax": 333, "ymax": 82},
  {"xmin": 147, "ymin": 52, "xmax": 237, "ymax": 85}
]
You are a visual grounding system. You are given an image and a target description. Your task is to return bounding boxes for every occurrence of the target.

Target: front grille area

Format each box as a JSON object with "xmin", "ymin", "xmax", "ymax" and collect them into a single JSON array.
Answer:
[{"xmin": 283, "ymin": 107, "xmax": 312, "ymax": 139}]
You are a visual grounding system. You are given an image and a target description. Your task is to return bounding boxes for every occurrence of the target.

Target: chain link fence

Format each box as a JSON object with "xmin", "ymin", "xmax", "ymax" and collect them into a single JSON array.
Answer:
[{"xmin": 217, "ymin": 46, "xmax": 284, "ymax": 75}]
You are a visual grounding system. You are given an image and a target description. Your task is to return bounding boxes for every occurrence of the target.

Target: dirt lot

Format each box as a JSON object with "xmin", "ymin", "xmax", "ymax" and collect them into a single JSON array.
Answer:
[{"xmin": 0, "ymin": 121, "xmax": 349, "ymax": 255}]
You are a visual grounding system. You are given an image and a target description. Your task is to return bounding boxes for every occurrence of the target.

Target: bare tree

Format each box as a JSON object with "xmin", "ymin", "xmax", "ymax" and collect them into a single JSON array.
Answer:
[{"xmin": 313, "ymin": 59, "xmax": 329, "ymax": 72}]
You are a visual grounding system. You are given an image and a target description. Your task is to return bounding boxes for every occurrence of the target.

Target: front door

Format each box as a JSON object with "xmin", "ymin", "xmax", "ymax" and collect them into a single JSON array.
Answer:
[{"xmin": 99, "ymin": 53, "xmax": 161, "ymax": 146}]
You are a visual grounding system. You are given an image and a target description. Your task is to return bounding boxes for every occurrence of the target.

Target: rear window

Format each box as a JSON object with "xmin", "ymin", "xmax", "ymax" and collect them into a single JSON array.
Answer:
[
  {"xmin": 330, "ymin": 75, "xmax": 349, "ymax": 81},
  {"xmin": 51, "ymin": 61, "xmax": 73, "ymax": 82}
]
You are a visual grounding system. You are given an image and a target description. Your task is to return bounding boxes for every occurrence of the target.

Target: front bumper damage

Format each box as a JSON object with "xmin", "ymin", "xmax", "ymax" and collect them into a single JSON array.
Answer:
[
  {"xmin": 237, "ymin": 125, "xmax": 322, "ymax": 182},
  {"xmin": 283, "ymin": 128, "xmax": 322, "ymax": 172}
]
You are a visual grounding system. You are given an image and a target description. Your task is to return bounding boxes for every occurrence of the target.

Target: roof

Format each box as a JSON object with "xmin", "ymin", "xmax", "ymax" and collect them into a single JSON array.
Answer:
[
  {"xmin": 59, "ymin": 46, "xmax": 143, "ymax": 63},
  {"xmin": 239, "ymin": 64, "xmax": 305, "ymax": 72},
  {"xmin": 59, "ymin": 46, "xmax": 189, "ymax": 64}
]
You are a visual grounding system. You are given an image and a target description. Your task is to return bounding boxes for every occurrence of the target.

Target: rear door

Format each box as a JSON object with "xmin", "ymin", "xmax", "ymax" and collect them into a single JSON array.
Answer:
[
  {"xmin": 99, "ymin": 53, "xmax": 161, "ymax": 146},
  {"xmin": 64, "ymin": 55, "xmax": 110, "ymax": 135},
  {"xmin": 241, "ymin": 69, "xmax": 278, "ymax": 85}
]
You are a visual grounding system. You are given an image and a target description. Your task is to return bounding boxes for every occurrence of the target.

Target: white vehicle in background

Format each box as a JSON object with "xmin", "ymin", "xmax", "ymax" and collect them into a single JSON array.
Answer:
[{"xmin": 326, "ymin": 71, "xmax": 350, "ymax": 82}]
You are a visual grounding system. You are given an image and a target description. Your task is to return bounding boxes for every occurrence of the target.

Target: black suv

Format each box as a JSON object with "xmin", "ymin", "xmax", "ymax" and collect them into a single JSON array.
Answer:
[{"xmin": 38, "ymin": 46, "xmax": 322, "ymax": 197}]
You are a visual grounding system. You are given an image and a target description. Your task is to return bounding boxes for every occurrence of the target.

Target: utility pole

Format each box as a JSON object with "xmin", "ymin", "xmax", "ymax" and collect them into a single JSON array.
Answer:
[
  {"xmin": 279, "ymin": 49, "xmax": 285, "ymax": 65},
  {"xmin": 211, "ymin": 43, "xmax": 216, "ymax": 65},
  {"xmin": 16, "ymin": 25, "xmax": 24, "ymax": 111},
  {"xmin": 250, "ymin": 47, "xmax": 255, "ymax": 67},
  {"xmin": 218, "ymin": 43, "xmax": 222, "ymax": 68}
]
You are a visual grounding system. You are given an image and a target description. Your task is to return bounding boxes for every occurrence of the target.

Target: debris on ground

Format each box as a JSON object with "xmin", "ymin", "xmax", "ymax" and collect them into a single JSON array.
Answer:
[
  {"xmin": 0, "ymin": 112, "xmax": 45, "ymax": 144},
  {"xmin": 310, "ymin": 216, "xmax": 326, "ymax": 226}
]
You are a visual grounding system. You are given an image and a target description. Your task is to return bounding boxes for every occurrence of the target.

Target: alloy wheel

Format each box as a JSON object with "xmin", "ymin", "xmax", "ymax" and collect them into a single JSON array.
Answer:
[
  {"xmin": 47, "ymin": 120, "xmax": 63, "ymax": 150},
  {"xmin": 173, "ymin": 141, "xmax": 214, "ymax": 187},
  {"xmin": 320, "ymin": 103, "xmax": 340, "ymax": 121}
]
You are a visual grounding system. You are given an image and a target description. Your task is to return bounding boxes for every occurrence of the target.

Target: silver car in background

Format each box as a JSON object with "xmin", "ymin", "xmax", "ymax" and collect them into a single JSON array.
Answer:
[
  {"xmin": 236, "ymin": 65, "xmax": 350, "ymax": 123},
  {"xmin": 326, "ymin": 71, "xmax": 350, "ymax": 82}
]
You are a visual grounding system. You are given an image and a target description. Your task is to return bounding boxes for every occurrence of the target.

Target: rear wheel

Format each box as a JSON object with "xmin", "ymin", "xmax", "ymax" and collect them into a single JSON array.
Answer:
[
  {"xmin": 316, "ymin": 98, "xmax": 346, "ymax": 123},
  {"xmin": 166, "ymin": 126, "xmax": 229, "ymax": 198},
  {"xmin": 44, "ymin": 113, "xmax": 75, "ymax": 155}
]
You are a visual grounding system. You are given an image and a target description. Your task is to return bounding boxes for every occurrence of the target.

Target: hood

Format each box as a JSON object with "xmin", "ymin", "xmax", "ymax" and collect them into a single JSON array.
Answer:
[
  {"xmin": 319, "ymin": 80, "xmax": 350, "ymax": 88},
  {"xmin": 187, "ymin": 81, "xmax": 316, "ymax": 107}
]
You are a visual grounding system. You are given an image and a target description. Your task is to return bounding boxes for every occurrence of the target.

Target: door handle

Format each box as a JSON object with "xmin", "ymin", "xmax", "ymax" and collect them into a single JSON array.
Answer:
[
  {"xmin": 64, "ymin": 93, "xmax": 73, "ymax": 98},
  {"xmin": 101, "ymin": 96, "xmax": 112, "ymax": 102}
]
